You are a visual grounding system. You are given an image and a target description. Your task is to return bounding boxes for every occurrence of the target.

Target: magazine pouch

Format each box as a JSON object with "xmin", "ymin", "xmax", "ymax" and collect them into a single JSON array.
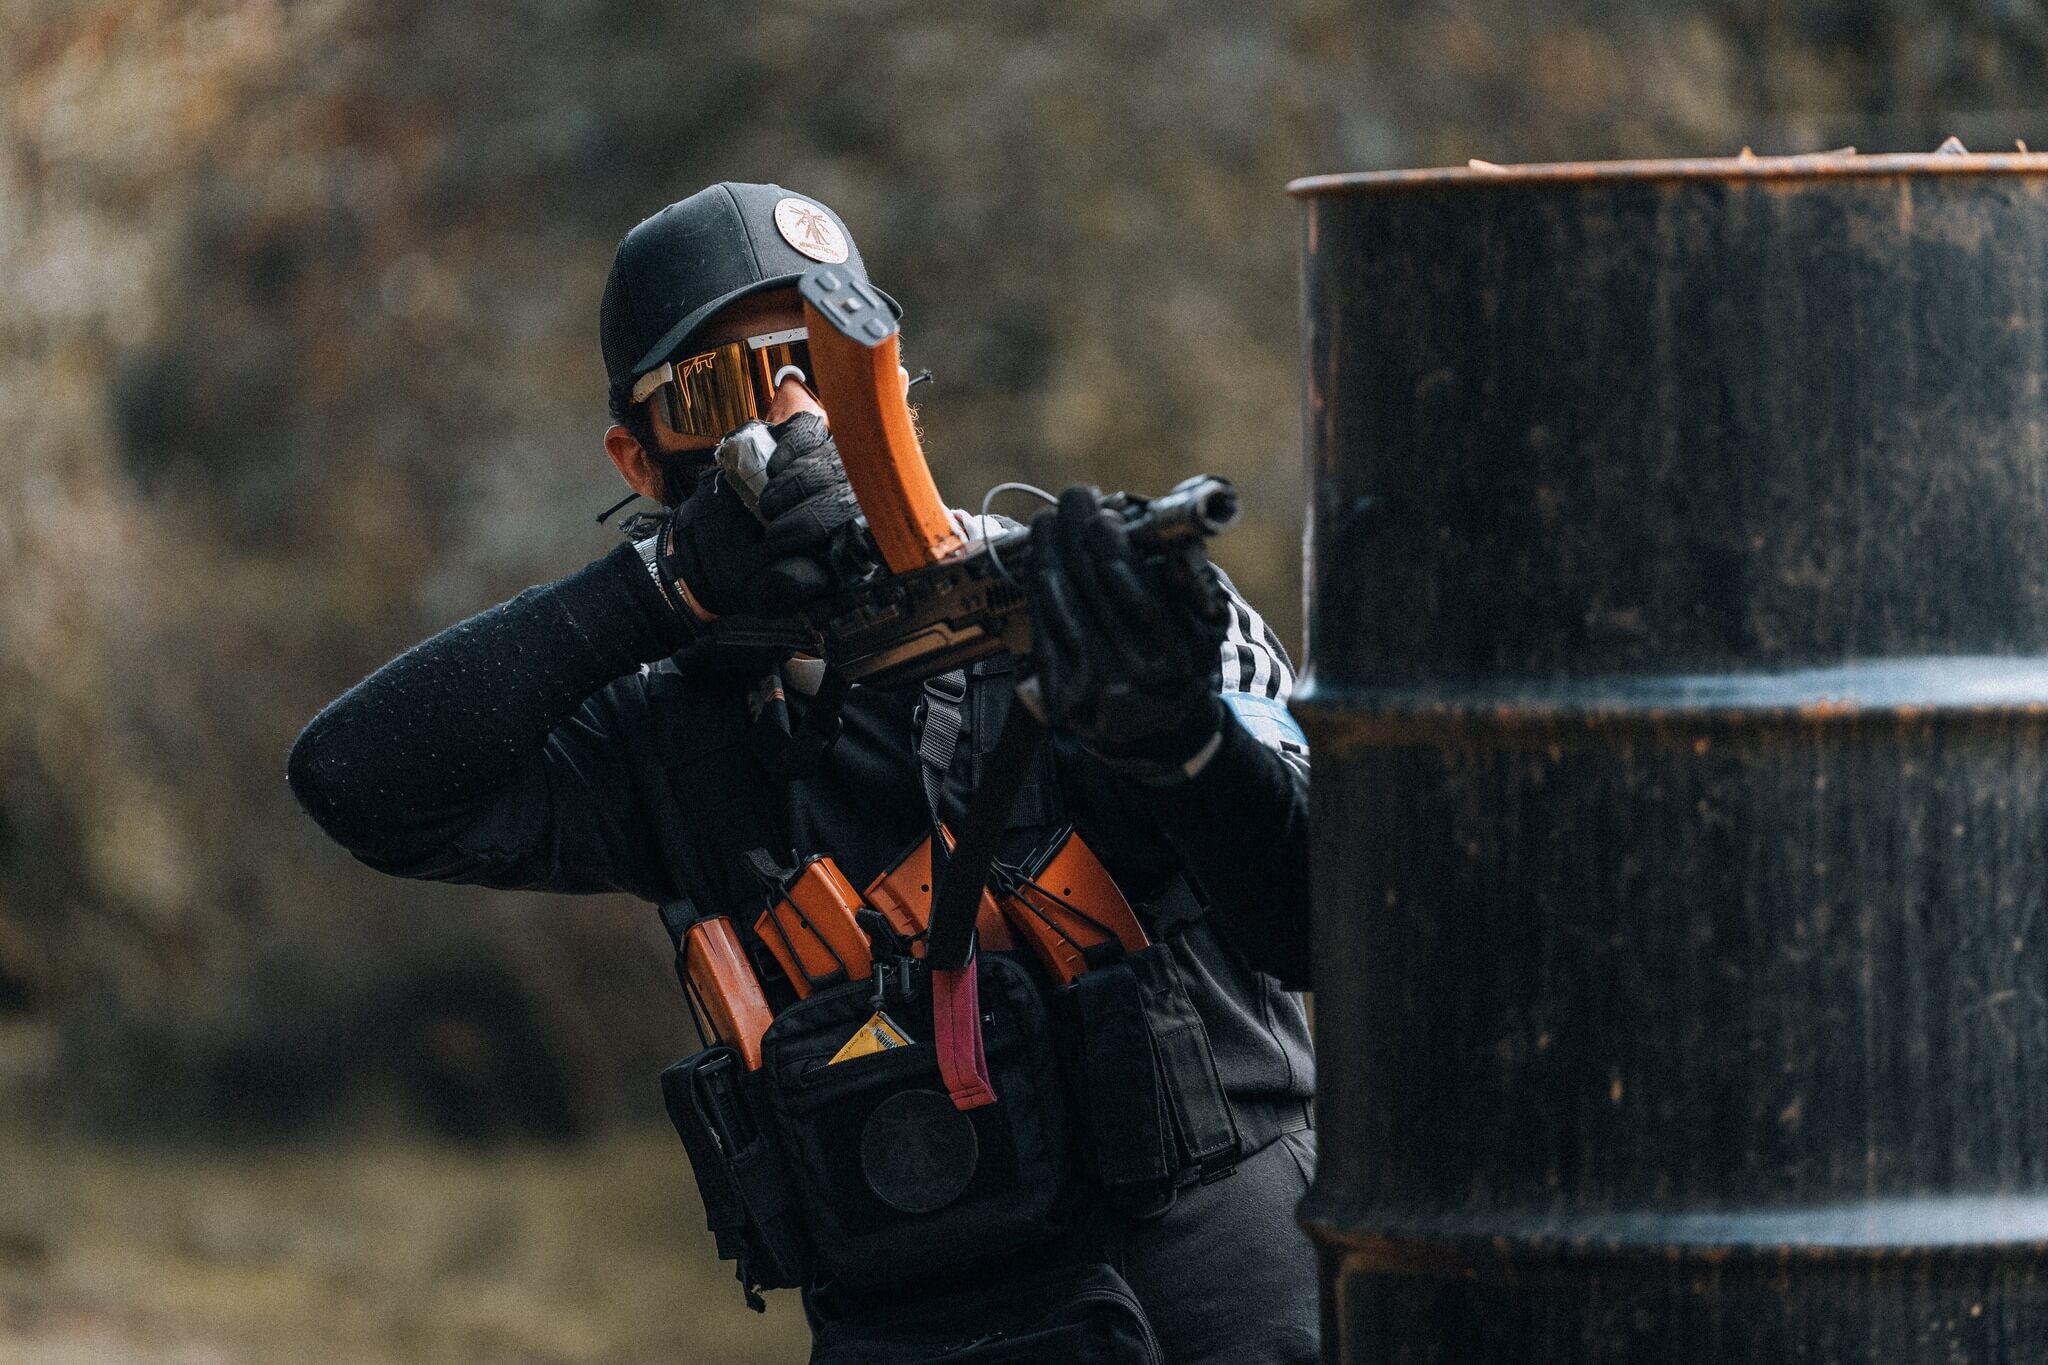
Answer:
[
  {"xmin": 809, "ymin": 1260, "xmax": 1163, "ymax": 1365},
  {"xmin": 763, "ymin": 952, "xmax": 1069, "ymax": 1286},
  {"xmin": 1072, "ymin": 943, "xmax": 1243, "ymax": 1203},
  {"xmin": 659, "ymin": 1045, "xmax": 810, "ymax": 1303}
]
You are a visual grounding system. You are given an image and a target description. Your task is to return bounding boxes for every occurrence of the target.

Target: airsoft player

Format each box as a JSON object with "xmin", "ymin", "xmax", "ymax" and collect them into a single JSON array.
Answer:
[{"xmin": 288, "ymin": 183, "xmax": 1317, "ymax": 1365}]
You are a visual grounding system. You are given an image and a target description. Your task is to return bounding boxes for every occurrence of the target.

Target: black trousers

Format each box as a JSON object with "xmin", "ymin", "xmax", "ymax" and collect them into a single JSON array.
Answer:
[
  {"xmin": 1116, "ymin": 1129, "xmax": 1320, "ymax": 1365},
  {"xmin": 801, "ymin": 1129, "xmax": 1320, "ymax": 1364}
]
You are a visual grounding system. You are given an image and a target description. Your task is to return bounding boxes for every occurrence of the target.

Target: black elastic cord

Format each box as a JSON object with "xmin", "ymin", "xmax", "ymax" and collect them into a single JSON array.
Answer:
[{"xmin": 595, "ymin": 491, "xmax": 641, "ymax": 525}]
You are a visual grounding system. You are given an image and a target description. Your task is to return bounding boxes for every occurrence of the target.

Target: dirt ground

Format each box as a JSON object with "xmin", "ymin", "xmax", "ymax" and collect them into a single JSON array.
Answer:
[{"xmin": 0, "ymin": 1125, "xmax": 813, "ymax": 1364}]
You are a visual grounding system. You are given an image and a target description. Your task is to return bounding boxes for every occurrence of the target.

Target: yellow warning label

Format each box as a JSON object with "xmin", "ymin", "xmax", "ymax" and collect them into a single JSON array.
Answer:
[{"xmin": 829, "ymin": 1011, "xmax": 914, "ymax": 1064}]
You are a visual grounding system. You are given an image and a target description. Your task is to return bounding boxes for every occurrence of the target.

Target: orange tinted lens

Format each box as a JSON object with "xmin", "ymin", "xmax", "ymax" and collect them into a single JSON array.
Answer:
[{"xmin": 650, "ymin": 333, "xmax": 813, "ymax": 440}]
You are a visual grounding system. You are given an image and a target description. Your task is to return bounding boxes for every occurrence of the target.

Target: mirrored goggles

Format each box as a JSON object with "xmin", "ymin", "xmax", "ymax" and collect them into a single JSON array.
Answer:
[{"xmin": 629, "ymin": 327, "xmax": 812, "ymax": 441}]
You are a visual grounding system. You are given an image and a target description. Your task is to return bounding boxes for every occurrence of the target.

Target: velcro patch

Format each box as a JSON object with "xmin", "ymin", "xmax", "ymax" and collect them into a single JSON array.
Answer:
[{"xmin": 1224, "ymin": 692, "xmax": 1309, "ymax": 754}]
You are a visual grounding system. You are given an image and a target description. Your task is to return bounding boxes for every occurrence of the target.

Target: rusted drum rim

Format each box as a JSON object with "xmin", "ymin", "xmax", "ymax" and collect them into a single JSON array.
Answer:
[
  {"xmin": 1291, "ymin": 656, "xmax": 2048, "ymax": 749},
  {"xmin": 1304, "ymin": 1193, "xmax": 2048, "ymax": 1267},
  {"xmin": 1289, "ymin": 150, "xmax": 2048, "ymax": 196}
]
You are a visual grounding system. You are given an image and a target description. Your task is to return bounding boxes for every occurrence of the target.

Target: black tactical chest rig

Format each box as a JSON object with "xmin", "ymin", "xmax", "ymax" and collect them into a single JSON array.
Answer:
[{"xmin": 647, "ymin": 656, "xmax": 1275, "ymax": 1309}]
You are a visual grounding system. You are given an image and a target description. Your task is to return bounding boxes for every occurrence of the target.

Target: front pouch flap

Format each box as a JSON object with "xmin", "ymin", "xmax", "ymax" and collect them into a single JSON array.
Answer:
[
  {"xmin": 660, "ymin": 1047, "xmax": 750, "ymax": 1253},
  {"xmin": 763, "ymin": 954, "xmax": 1068, "ymax": 1286},
  {"xmin": 809, "ymin": 1260, "xmax": 1163, "ymax": 1365},
  {"xmin": 1124, "ymin": 943, "xmax": 1242, "ymax": 1180},
  {"xmin": 660, "ymin": 1045, "xmax": 809, "ymax": 1294},
  {"xmin": 1072, "ymin": 963, "xmax": 1171, "ymax": 1190}
]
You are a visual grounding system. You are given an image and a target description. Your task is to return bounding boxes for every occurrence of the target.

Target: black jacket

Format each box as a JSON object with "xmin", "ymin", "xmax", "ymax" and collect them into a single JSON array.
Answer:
[{"xmin": 287, "ymin": 540, "xmax": 1316, "ymax": 1115}]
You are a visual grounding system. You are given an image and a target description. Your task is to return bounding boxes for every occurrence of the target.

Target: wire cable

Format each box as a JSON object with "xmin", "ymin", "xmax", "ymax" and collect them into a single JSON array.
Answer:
[{"xmin": 979, "ymin": 482, "xmax": 1058, "ymax": 582}]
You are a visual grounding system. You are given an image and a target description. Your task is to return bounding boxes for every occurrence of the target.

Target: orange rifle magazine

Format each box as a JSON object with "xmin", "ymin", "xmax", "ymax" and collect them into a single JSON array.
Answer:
[
  {"xmin": 753, "ymin": 855, "xmax": 875, "ymax": 999},
  {"xmin": 1000, "ymin": 829, "xmax": 1149, "ymax": 985},
  {"xmin": 681, "ymin": 916, "xmax": 775, "ymax": 1070},
  {"xmin": 863, "ymin": 826, "xmax": 1016, "ymax": 956}
]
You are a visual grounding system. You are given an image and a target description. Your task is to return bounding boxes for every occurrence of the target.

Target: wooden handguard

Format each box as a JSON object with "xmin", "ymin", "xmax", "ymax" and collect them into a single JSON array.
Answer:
[{"xmin": 799, "ymin": 266, "xmax": 963, "ymax": 574}]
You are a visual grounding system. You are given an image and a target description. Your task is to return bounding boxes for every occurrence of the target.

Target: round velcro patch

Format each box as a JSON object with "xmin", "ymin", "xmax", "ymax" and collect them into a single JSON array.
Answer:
[
  {"xmin": 774, "ymin": 197, "xmax": 851, "ymax": 264},
  {"xmin": 860, "ymin": 1087, "xmax": 979, "ymax": 1214}
]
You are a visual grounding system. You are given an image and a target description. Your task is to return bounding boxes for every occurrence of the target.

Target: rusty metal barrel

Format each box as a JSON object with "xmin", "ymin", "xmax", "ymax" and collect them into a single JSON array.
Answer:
[{"xmin": 1291, "ymin": 153, "xmax": 2048, "ymax": 1362}]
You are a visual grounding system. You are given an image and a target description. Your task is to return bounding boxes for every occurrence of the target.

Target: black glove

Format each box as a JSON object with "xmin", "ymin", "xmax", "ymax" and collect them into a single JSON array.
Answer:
[
  {"xmin": 1025, "ymin": 485, "xmax": 1230, "ymax": 769},
  {"xmin": 752, "ymin": 413, "xmax": 864, "ymax": 558},
  {"xmin": 659, "ymin": 415, "xmax": 858, "ymax": 618}
]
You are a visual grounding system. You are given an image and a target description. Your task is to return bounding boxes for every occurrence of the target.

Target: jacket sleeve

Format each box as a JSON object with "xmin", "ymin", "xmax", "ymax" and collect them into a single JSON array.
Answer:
[
  {"xmin": 1138, "ymin": 578, "xmax": 1314, "ymax": 990},
  {"xmin": 286, "ymin": 540, "xmax": 691, "ymax": 899}
]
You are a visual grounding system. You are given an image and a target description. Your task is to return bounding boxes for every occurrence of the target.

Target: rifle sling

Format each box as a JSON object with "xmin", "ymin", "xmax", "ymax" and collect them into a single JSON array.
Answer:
[
  {"xmin": 925, "ymin": 700, "xmax": 1045, "ymax": 971},
  {"xmin": 924, "ymin": 699, "xmax": 1046, "ymax": 1112}
]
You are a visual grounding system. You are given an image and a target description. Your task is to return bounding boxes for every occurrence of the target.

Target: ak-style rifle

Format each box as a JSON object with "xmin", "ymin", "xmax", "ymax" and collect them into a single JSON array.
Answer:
[{"xmin": 712, "ymin": 265, "xmax": 1238, "ymax": 691}]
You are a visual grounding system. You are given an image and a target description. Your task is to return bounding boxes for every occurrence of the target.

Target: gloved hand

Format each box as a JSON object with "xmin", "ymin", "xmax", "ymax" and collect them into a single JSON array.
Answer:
[
  {"xmin": 658, "ymin": 414, "xmax": 859, "ymax": 618},
  {"xmin": 1025, "ymin": 485, "xmax": 1231, "ymax": 770},
  {"xmin": 751, "ymin": 413, "xmax": 864, "ymax": 557}
]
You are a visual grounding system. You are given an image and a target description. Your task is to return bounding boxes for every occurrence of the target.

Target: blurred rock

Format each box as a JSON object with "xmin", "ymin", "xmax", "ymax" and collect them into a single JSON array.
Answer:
[{"xmin": 0, "ymin": 1160, "xmax": 64, "ymax": 1268}]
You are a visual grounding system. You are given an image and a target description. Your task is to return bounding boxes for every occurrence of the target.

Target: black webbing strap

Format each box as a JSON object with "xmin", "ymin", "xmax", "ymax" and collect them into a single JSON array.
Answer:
[
  {"xmin": 656, "ymin": 897, "xmax": 702, "ymax": 952},
  {"xmin": 920, "ymin": 665, "xmax": 1064, "ymax": 838},
  {"xmin": 640, "ymin": 659, "xmax": 803, "ymax": 928},
  {"xmin": 658, "ymin": 897, "xmax": 707, "ymax": 1011},
  {"xmin": 1236, "ymin": 1096, "xmax": 1314, "ymax": 1153},
  {"xmin": 917, "ymin": 670, "xmax": 968, "ymax": 906},
  {"xmin": 741, "ymin": 847, "xmax": 792, "ymax": 896},
  {"xmin": 917, "ymin": 670, "xmax": 968, "ymax": 821},
  {"xmin": 969, "ymin": 660, "xmax": 1063, "ymax": 832},
  {"xmin": 749, "ymin": 665, "xmax": 852, "ymax": 781},
  {"xmin": 925, "ymin": 701, "xmax": 1047, "ymax": 971}
]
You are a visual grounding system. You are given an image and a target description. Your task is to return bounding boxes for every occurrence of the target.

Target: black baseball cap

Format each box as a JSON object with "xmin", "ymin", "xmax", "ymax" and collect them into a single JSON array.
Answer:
[{"xmin": 598, "ymin": 182, "xmax": 900, "ymax": 401}]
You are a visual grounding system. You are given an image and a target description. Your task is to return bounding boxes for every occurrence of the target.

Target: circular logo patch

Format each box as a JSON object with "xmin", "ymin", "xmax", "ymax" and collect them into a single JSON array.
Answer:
[
  {"xmin": 773, "ymin": 197, "xmax": 850, "ymax": 264},
  {"xmin": 860, "ymin": 1088, "xmax": 978, "ymax": 1214}
]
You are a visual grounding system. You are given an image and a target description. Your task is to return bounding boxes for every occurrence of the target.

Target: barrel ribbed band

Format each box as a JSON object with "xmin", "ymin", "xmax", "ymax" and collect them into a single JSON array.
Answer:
[
  {"xmin": 1294, "ymin": 656, "xmax": 2048, "ymax": 745},
  {"xmin": 1301, "ymin": 1190, "xmax": 2048, "ymax": 1274}
]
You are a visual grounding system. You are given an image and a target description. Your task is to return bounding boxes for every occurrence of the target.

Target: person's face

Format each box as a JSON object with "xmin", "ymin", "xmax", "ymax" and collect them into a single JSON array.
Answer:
[
  {"xmin": 645, "ymin": 288, "xmax": 826, "ymax": 457},
  {"xmin": 603, "ymin": 286, "xmax": 826, "ymax": 501}
]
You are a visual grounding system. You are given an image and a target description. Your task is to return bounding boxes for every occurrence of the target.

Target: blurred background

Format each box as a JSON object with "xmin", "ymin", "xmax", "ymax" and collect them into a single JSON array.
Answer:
[{"xmin": 3, "ymin": 1, "xmax": 2048, "ymax": 1360}]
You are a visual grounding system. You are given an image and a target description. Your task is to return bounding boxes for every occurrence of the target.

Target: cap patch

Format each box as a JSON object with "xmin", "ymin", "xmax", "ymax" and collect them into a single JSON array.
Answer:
[{"xmin": 774, "ymin": 197, "xmax": 851, "ymax": 264}]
